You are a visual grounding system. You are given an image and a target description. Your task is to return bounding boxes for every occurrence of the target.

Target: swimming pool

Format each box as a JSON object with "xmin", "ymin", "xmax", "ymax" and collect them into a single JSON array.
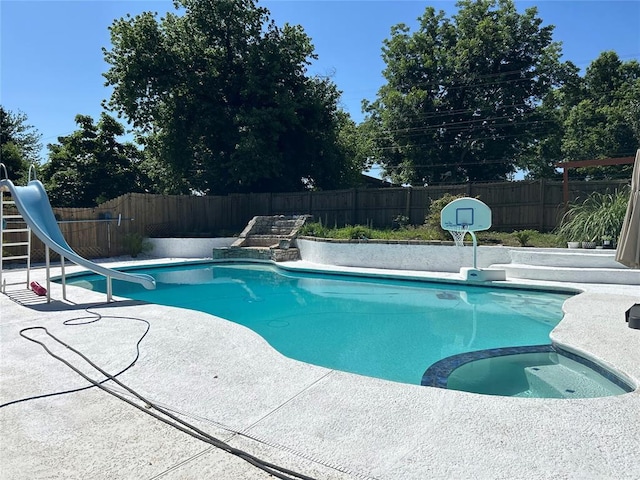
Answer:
[{"xmin": 62, "ymin": 262, "xmax": 577, "ymax": 385}]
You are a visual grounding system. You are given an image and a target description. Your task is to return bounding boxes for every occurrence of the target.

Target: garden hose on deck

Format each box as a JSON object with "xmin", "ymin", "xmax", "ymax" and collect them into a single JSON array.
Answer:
[
  {"xmin": 1, "ymin": 307, "xmax": 317, "ymax": 480},
  {"xmin": 0, "ymin": 308, "xmax": 150, "ymax": 409}
]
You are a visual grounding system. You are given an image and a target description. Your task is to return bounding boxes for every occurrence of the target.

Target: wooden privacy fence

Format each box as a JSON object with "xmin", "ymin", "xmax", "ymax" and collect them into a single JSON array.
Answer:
[{"xmin": 12, "ymin": 178, "xmax": 630, "ymax": 261}]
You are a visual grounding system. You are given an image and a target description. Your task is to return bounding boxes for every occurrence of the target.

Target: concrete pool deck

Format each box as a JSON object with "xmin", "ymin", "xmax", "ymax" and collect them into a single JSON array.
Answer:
[{"xmin": 1, "ymin": 257, "xmax": 640, "ymax": 479}]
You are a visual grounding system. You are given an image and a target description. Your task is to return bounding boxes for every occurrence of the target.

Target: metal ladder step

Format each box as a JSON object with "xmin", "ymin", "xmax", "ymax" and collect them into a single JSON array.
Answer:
[
  {"xmin": 2, "ymin": 228, "xmax": 30, "ymax": 233},
  {"xmin": 1, "ymin": 255, "xmax": 30, "ymax": 261},
  {"xmin": 3, "ymin": 241, "xmax": 30, "ymax": 247}
]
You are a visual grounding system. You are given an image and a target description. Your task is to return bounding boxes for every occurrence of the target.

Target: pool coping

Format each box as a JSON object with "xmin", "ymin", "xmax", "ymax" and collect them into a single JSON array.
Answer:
[{"xmin": 2, "ymin": 256, "xmax": 640, "ymax": 479}]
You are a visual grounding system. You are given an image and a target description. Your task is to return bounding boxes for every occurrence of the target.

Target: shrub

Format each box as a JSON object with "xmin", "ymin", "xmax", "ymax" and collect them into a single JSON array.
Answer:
[
  {"xmin": 512, "ymin": 229, "xmax": 538, "ymax": 247},
  {"xmin": 122, "ymin": 232, "xmax": 153, "ymax": 257},
  {"xmin": 341, "ymin": 225, "xmax": 375, "ymax": 240},
  {"xmin": 298, "ymin": 221, "xmax": 329, "ymax": 237},
  {"xmin": 555, "ymin": 188, "xmax": 630, "ymax": 243},
  {"xmin": 392, "ymin": 214, "xmax": 410, "ymax": 230},
  {"xmin": 424, "ymin": 193, "xmax": 466, "ymax": 240}
]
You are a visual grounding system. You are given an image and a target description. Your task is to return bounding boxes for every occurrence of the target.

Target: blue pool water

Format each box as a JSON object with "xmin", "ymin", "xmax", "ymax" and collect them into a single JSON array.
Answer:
[
  {"xmin": 444, "ymin": 350, "xmax": 631, "ymax": 398},
  {"xmin": 62, "ymin": 262, "xmax": 574, "ymax": 386},
  {"xmin": 423, "ymin": 345, "xmax": 633, "ymax": 398}
]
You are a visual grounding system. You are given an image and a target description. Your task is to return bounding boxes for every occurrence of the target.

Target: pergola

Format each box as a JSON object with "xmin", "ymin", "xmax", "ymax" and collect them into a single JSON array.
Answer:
[{"xmin": 554, "ymin": 156, "xmax": 636, "ymax": 206}]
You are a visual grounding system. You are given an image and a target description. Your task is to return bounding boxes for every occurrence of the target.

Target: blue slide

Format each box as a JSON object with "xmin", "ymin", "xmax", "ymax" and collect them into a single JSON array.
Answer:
[{"xmin": 1, "ymin": 178, "xmax": 155, "ymax": 290}]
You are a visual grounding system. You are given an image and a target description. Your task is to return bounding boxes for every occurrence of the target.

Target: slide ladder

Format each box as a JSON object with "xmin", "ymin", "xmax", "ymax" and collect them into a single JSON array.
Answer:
[{"xmin": 0, "ymin": 181, "xmax": 32, "ymax": 292}]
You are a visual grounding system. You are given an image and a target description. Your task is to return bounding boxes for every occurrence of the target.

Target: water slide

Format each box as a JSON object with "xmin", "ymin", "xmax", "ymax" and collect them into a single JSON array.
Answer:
[{"xmin": 0, "ymin": 177, "xmax": 156, "ymax": 291}]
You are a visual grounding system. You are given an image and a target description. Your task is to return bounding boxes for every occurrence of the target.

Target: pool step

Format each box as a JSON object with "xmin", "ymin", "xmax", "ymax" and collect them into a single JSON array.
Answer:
[
  {"xmin": 523, "ymin": 363, "xmax": 625, "ymax": 398},
  {"xmin": 212, "ymin": 246, "xmax": 301, "ymax": 262},
  {"xmin": 489, "ymin": 248, "xmax": 640, "ymax": 284},
  {"xmin": 491, "ymin": 263, "xmax": 640, "ymax": 285},
  {"xmin": 508, "ymin": 249, "xmax": 624, "ymax": 269}
]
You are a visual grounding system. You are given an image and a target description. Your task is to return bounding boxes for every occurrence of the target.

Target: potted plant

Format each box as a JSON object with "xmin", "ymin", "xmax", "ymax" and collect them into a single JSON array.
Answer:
[{"xmin": 601, "ymin": 235, "xmax": 614, "ymax": 249}]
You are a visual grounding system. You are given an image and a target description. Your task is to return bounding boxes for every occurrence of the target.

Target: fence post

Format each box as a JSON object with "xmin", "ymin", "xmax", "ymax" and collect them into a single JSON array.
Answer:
[
  {"xmin": 352, "ymin": 189, "xmax": 358, "ymax": 226},
  {"xmin": 539, "ymin": 179, "xmax": 545, "ymax": 231}
]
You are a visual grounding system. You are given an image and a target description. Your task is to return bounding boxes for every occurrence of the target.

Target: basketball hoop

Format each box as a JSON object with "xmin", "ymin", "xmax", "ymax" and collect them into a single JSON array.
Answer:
[
  {"xmin": 440, "ymin": 198, "xmax": 494, "ymax": 272},
  {"xmin": 449, "ymin": 225, "xmax": 469, "ymax": 247}
]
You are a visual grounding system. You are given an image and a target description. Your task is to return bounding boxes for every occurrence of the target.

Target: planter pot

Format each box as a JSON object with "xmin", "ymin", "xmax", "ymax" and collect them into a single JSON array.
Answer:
[
  {"xmin": 567, "ymin": 241, "xmax": 581, "ymax": 249},
  {"xmin": 581, "ymin": 241, "xmax": 597, "ymax": 249}
]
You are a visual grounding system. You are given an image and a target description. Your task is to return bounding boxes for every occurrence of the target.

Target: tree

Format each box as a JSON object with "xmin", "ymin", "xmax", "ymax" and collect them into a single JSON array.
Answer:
[
  {"xmin": 103, "ymin": 0, "xmax": 360, "ymax": 195},
  {"xmin": 561, "ymin": 52, "xmax": 640, "ymax": 179},
  {"xmin": 522, "ymin": 52, "xmax": 640, "ymax": 180},
  {"xmin": 0, "ymin": 106, "xmax": 42, "ymax": 182},
  {"xmin": 42, "ymin": 113, "xmax": 151, "ymax": 207},
  {"xmin": 513, "ymin": 59, "xmax": 582, "ymax": 179},
  {"xmin": 364, "ymin": 0, "xmax": 571, "ymax": 185}
]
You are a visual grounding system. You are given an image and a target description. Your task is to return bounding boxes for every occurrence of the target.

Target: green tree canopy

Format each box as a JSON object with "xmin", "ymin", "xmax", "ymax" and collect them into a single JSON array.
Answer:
[
  {"xmin": 0, "ymin": 106, "xmax": 42, "ymax": 182},
  {"xmin": 42, "ymin": 113, "xmax": 151, "ymax": 207},
  {"xmin": 364, "ymin": 0, "xmax": 572, "ymax": 185},
  {"xmin": 521, "ymin": 51, "xmax": 640, "ymax": 180},
  {"xmin": 561, "ymin": 52, "xmax": 640, "ymax": 179},
  {"xmin": 103, "ymin": 0, "xmax": 360, "ymax": 195}
]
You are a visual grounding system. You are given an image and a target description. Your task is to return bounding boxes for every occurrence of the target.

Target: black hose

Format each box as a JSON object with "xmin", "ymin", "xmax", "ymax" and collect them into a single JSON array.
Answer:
[
  {"xmin": 2, "ymin": 308, "xmax": 317, "ymax": 480},
  {"xmin": 0, "ymin": 308, "xmax": 149, "ymax": 409}
]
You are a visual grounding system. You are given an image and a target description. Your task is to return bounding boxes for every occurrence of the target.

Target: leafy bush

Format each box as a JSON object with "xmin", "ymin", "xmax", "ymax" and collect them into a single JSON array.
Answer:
[
  {"xmin": 555, "ymin": 188, "xmax": 630, "ymax": 242},
  {"xmin": 298, "ymin": 222, "xmax": 330, "ymax": 237},
  {"xmin": 392, "ymin": 215, "xmax": 410, "ymax": 230},
  {"xmin": 512, "ymin": 229, "xmax": 538, "ymax": 247},
  {"xmin": 297, "ymin": 221, "xmax": 564, "ymax": 247},
  {"xmin": 424, "ymin": 193, "xmax": 467, "ymax": 240},
  {"xmin": 298, "ymin": 222, "xmax": 439, "ymax": 241},
  {"xmin": 341, "ymin": 225, "xmax": 375, "ymax": 240},
  {"xmin": 122, "ymin": 232, "xmax": 153, "ymax": 257}
]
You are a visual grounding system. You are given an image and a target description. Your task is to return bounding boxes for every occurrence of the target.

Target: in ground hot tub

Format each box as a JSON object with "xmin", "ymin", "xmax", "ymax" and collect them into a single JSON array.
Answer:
[{"xmin": 422, "ymin": 345, "xmax": 634, "ymax": 398}]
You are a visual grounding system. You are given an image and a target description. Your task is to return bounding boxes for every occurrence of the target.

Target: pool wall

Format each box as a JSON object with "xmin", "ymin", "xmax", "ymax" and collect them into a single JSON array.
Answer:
[
  {"xmin": 147, "ymin": 237, "xmax": 640, "ymax": 284},
  {"xmin": 149, "ymin": 237, "xmax": 235, "ymax": 257},
  {"xmin": 296, "ymin": 239, "xmax": 640, "ymax": 284},
  {"xmin": 296, "ymin": 238, "xmax": 509, "ymax": 272}
]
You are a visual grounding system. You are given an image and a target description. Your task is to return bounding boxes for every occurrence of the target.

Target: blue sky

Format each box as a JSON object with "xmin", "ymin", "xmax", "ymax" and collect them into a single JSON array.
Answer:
[{"xmin": 1, "ymin": 0, "xmax": 639, "ymax": 162}]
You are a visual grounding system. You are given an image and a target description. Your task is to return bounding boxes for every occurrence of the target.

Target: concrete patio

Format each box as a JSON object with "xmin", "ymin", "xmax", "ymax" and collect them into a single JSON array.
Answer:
[{"xmin": 1, "ymin": 256, "xmax": 639, "ymax": 480}]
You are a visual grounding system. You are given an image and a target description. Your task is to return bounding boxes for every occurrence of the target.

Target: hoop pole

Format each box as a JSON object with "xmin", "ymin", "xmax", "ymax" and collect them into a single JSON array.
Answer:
[{"xmin": 469, "ymin": 230, "xmax": 478, "ymax": 269}]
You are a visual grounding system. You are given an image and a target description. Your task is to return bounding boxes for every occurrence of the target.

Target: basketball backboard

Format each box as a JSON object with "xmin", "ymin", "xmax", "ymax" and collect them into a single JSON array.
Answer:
[{"xmin": 440, "ymin": 197, "xmax": 492, "ymax": 231}]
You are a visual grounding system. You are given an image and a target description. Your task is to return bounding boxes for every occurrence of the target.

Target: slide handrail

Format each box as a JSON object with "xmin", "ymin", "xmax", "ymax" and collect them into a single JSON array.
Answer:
[{"xmin": 28, "ymin": 164, "xmax": 37, "ymax": 182}]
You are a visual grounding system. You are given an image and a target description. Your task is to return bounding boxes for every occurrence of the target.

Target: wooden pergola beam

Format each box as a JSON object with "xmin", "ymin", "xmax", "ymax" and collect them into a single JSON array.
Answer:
[{"xmin": 554, "ymin": 156, "xmax": 635, "ymax": 206}]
